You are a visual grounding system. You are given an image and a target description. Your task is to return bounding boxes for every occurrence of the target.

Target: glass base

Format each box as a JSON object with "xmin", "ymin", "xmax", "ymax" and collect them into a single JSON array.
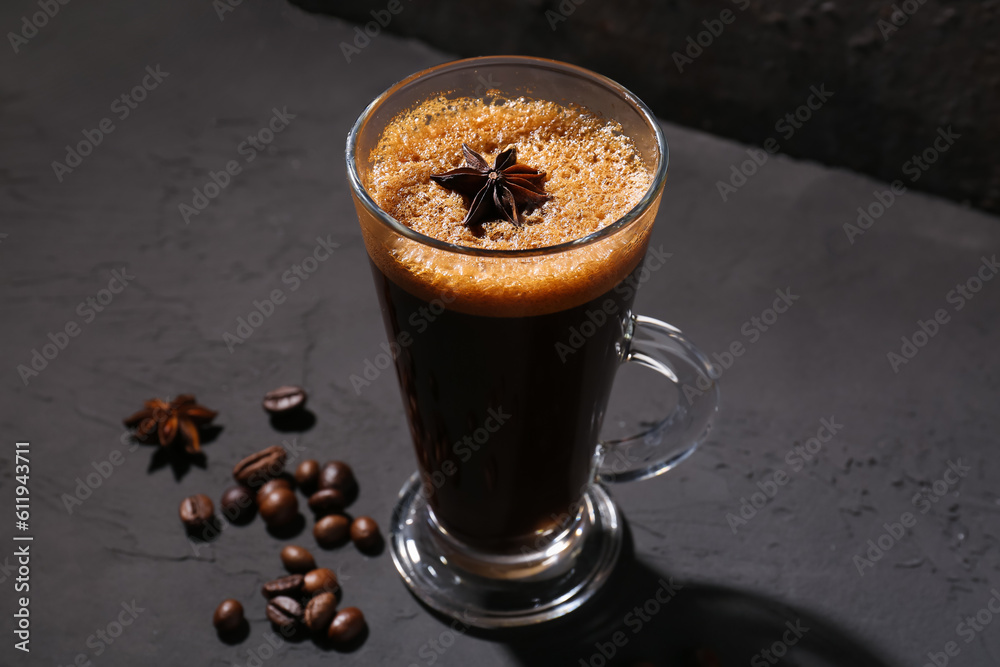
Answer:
[{"xmin": 389, "ymin": 472, "xmax": 622, "ymax": 628}]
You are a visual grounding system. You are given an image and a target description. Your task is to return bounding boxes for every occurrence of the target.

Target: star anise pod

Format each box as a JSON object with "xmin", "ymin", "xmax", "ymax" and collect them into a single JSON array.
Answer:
[
  {"xmin": 430, "ymin": 144, "xmax": 551, "ymax": 227},
  {"xmin": 123, "ymin": 395, "xmax": 218, "ymax": 454}
]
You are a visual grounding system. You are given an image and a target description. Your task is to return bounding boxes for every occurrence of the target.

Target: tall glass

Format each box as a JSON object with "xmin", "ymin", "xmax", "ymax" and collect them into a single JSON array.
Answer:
[{"xmin": 346, "ymin": 56, "xmax": 719, "ymax": 627}]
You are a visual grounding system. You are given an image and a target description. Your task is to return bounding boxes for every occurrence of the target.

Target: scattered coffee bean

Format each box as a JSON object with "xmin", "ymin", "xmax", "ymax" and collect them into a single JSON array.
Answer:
[
  {"xmin": 232, "ymin": 445, "xmax": 287, "ymax": 488},
  {"xmin": 281, "ymin": 545, "xmax": 316, "ymax": 574},
  {"xmin": 256, "ymin": 478, "xmax": 293, "ymax": 506},
  {"xmin": 213, "ymin": 599, "xmax": 244, "ymax": 634},
  {"xmin": 219, "ymin": 486, "xmax": 255, "ymax": 524},
  {"xmin": 259, "ymin": 487, "xmax": 299, "ymax": 528},
  {"xmin": 308, "ymin": 488, "xmax": 347, "ymax": 516},
  {"xmin": 262, "ymin": 574, "xmax": 304, "ymax": 599},
  {"xmin": 266, "ymin": 595, "xmax": 303, "ymax": 630},
  {"xmin": 350, "ymin": 516, "xmax": 381, "ymax": 551},
  {"xmin": 179, "ymin": 494, "xmax": 214, "ymax": 530},
  {"xmin": 319, "ymin": 461, "xmax": 357, "ymax": 495},
  {"xmin": 327, "ymin": 607, "xmax": 365, "ymax": 643},
  {"xmin": 304, "ymin": 592, "xmax": 337, "ymax": 634},
  {"xmin": 262, "ymin": 385, "xmax": 307, "ymax": 414},
  {"xmin": 295, "ymin": 459, "xmax": 321, "ymax": 493},
  {"xmin": 314, "ymin": 514, "xmax": 350, "ymax": 548},
  {"xmin": 302, "ymin": 568, "xmax": 339, "ymax": 596}
]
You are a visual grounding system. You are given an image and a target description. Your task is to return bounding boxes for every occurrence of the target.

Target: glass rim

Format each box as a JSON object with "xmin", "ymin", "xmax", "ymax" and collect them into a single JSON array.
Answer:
[{"xmin": 345, "ymin": 55, "xmax": 669, "ymax": 259}]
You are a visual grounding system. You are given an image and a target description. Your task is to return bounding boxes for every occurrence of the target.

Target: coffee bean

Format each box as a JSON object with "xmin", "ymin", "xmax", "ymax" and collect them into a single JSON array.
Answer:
[
  {"xmin": 213, "ymin": 599, "xmax": 244, "ymax": 634},
  {"xmin": 319, "ymin": 461, "xmax": 357, "ymax": 495},
  {"xmin": 262, "ymin": 385, "xmax": 307, "ymax": 414},
  {"xmin": 262, "ymin": 574, "xmax": 304, "ymax": 599},
  {"xmin": 350, "ymin": 516, "xmax": 381, "ymax": 551},
  {"xmin": 304, "ymin": 592, "xmax": 337, "ymax": 634},
  {"xmin": 266, "ymin": 596, "xmax": 303, "ymax": 630},
  {"xmin": 256, "ymin": 478, "xmax": 293, "ymax": 506},
  {"xmin": 232, "ymin": 445, "xmax": 287, "ymax": 488},
  {"xmin": 327, "ymin": 607, "xmax": 365, "ymax": 643},
  {"xmin": 314, "ymin": 515, "xmax": 350, "ymax": 548},
  {"xmin": 219, "ymin": 486, "xmax": 255, "ymax": 524},
  {"xmin": 259, "ymin": 487, "xmax": 298, "ymax": 528},
  {"xmin": 294, "ymin": 459, "xmax": 320, "ymax": 493},
  {"xmin": 179, "ymin": 494, "xmax": 214, "ymax": 530},
  {"xmin": 281, "ymin": 545, "xmax": 316, "ymax": 574},
  {"xmin": 302, "ymin": 568, "xmax": 339, "ymax": 596},
  {"xmin": 308, "ymin": 488, "xmax": 347, "ymax": 516}
]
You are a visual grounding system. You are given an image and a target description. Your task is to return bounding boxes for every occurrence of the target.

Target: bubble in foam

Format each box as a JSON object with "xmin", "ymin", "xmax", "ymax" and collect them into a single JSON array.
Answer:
[
  {"xmin": 362, "ymin": 95, "xmax": 658, "ymax": 316},
  {"xmin": 368, "ymin": 96, "xmax": 653, "ymax": 252}
]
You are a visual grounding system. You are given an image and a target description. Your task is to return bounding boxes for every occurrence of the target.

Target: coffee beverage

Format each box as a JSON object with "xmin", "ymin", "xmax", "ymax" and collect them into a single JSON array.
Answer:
[
  {"xmin": 308, "ymin": 488, "xmax": 346, "ymax": 516},
  {"xmin": 232, "ymin": 445, "xmax": 287, "ymax": 488},
  {"xmin": 348, "ymin": 56, "xmax": 720, "ymax": 630},
  {"xmin": 259, "ymin": 487, "xmax": 298, "ymax": 529},
  {"xmin": 280, "ymin": 545, "xmax": 316, "ymax": 574},
  {"xmin": 327, "ymin": 607, "xmax": 365, "ymax": 643},
  {"xmin": 304, "ymin": 592, "xmax": 337, "ymax": 634},
  {"xmin": 314, "ymin": 515, "xmax": 350, "ymax": 548},
  {"xmin": 295, "ymin": 459, "xmax": 321, "ymax": 493},
  {"xmin": 256, "ymin": 478, "xmax": 292, "ymax": 506},
  {"xmin": 262, "ymin": 385, "xmax": 307, "ymax": 414},
  {"xmin": 349, "ymin": 516, "xmax": 380, "ymax": 552},
  {"xmin": 371, "ymin": 265, "xmax": 647, "ymax": 546},
  {"xmin": 262, "ymin": 574, "xmax": 304, "ymax": 599},
  {"xmin": 319, "ymin": 461, "xmax": 356, "ymax": 495},
  {"xmin": 220, "ymin": 486, "xmax": 255, "ymax": 524},
  {"xmin": 302, "ymin": 568, "xmax": 339, "ymax": 596},
  {"xmin": 266, "ymin": 596, "xmax": 303, "ymax": 630},
  {"xmin": 213, "ymin": 599, "xmax": 244, "ymax": 634},
  {"xmin": 362, "ymin": 95, "xmax": 653, "ymax": 549},
  {"xmin": 179, "ymin": 494, "xmax": 214, "ymax": 531}
]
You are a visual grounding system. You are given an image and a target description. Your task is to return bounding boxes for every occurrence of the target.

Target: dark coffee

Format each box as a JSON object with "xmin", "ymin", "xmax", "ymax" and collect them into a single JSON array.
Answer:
[
  {"xmin": 295, "ymin": 459, "xmax": 321, "ymax": 492},
  {"xmin": 259, "ymin": 488, "xmax": 298, "ymax": 529},
  {"xmin": 350, "ymin": 516, "xmax": 381, "ymax": 552},
  {"xmin": 220, "ymin": 486, "xmax": 255, "ymax": 524},
  {"xmin": 308, "ymin": 488, "xmax": 347, "ymax": 516},
  {"xmin": 266, "ymin": 596, "xmax": 303, "ymax": 629},
  {"xmin": 314, "ymin": 515, "xmax": 350, "ymax": 548},
  {"xmin": 303, "ymin": 568, "xmax": 339, "ymax": 596},
  {"xmin": 304, "ymin": 592, "xmax": 337, "ymax": 634},
  {"xmin": 319, "ymin": 461, "xmax": 357, "ymax": 495},
  {"xmin": 233, "ymin": 445, "xmax": 287, "ymax": 488},
  {"xmin": 280, "ymin": 545, "xmax": 316, "ymax": 574},
  {"xmin": 179, "ymin": 494, "xmax": 214, "ymax": 530},
  {"xmin": 257, "ymin": 478, "xmax": 293, "ymax": 506},
  {"xmin": 371, "ymin": 259, "xmax": 642, "ymax": 549},
  {"xmin": 327, "ymin": 607, "xmax": 365, "ymax": 643},
  {"xmin": 262, "ymin": 574, "xmax": 304, "ymax": 599},
  {"xmin": 213, "ymin": 599, "xmax": 244, "ymax": 634},
  {"xmin": 262, "ymin": 385, "xmax": 307, "ymax": 414}
]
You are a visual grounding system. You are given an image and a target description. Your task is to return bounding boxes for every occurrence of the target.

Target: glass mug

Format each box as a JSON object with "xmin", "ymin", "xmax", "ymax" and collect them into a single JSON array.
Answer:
[{"xmin": 346, "ymin": 56, "xmax": 719, "ymax": 627}]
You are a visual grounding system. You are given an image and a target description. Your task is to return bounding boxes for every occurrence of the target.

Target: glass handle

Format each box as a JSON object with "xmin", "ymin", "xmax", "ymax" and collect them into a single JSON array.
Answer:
[{"xmin": 597, "ymin": 315, "xmax": 720, "ymax": 483}]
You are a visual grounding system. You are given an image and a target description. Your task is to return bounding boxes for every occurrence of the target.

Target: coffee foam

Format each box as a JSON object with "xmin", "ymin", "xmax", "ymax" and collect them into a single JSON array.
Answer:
[{"xmin": 361, "ymin": 96, "xmax": 657, "ymax": 316}]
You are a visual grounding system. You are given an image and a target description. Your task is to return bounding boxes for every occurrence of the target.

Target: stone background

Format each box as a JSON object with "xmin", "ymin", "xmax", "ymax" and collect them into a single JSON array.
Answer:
[{"xmin": 1, "ymin": 0, "xmax": 999, "ymax": 665}]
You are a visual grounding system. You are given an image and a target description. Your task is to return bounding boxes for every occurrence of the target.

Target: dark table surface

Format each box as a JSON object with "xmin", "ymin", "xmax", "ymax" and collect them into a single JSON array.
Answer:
[{"xmin": 2, "ymin": 1, "xmax": 1000, "ymax": 665}]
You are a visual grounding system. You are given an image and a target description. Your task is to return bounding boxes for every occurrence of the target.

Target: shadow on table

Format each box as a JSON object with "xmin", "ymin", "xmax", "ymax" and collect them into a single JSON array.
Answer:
[
  {"xmin": 144, "ymin": 425, "xmax": 223, "ymax": 480},
  {"xmin": 418, "ymin": 521, "xmax": 899, "ymax": 667}
]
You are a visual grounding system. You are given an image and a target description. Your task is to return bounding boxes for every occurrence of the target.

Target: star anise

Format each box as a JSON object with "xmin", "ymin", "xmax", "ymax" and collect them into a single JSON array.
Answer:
[
  {"xmin": 123, "ymin": 395, "xmax": 218, "ymax": 454},
  {"xmin": 430, "ymin": 144, "xmax": 551, "ymax": 227}
]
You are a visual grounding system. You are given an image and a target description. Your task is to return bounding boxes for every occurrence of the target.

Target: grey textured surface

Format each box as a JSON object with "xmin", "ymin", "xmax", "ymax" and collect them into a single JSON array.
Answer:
[{"xmin": 1, "ymin": 0, "xmax": 999, "ymax": 665}]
